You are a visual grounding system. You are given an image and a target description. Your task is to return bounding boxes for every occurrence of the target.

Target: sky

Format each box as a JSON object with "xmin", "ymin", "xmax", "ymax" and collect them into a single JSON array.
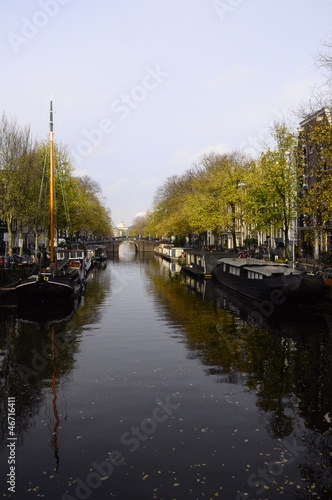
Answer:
[{"xmin": 1, "ymin": 0, "xmax": 332, "ymax": 227}]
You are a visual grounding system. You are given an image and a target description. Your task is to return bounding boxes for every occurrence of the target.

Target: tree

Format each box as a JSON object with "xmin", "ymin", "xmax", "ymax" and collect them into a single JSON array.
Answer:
[
  {"xmin": 68, "ymin": 175, "xmax": 112, "ymax": 239},
  {"xmin": 130, "ymin": 214, "xmax": 150, "ymax": 238},
  {"xmin": 185, "ymin": 152, "xmax": 250, "ymax": 249},
  {"xmin": 149, "ymin": 171, "xmax": 194, "ymax": 239},
  {"xmin": 297, "ymin": 37, "xmax": 332, "ymax": 118},
  {"xmin": 34, "ymin": 141, "xmax": 113, "ymax": 243},
  {"xmin": 0, "ymin": 112, "xmax": 37, "ymax": 255},
  {"xmin": 246, "ymin": 122, "xmax": 297, "ymax": 258},
  {"xmin": 315, "ymin": 38, "xmax": 332, "ymax": 93}
]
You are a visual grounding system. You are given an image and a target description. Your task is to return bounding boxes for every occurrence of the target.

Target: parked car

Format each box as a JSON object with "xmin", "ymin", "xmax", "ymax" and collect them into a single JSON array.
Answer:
[
  {"xmin": 12, "ymin": 254, "xmax": 30, "ymax": 266},
  {"xmin": 0, "ymin": 256, "xmax": 17, "ymax": 268}
]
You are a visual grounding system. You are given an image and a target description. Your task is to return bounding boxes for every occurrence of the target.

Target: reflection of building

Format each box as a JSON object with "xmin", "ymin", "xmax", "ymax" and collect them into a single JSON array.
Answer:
[{"xmin": 113, "ymin": 221, "xmax": 129, "ymax": 238}]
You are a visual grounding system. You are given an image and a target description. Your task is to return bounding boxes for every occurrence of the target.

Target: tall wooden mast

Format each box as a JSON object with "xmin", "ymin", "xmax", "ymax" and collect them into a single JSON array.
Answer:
[{"xmin": 50, "ymin": 98, "xmax": 54, "ymax": 263}]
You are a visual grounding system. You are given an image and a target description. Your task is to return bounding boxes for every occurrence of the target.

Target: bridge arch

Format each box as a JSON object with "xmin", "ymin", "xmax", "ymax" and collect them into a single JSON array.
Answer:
[
  {"xmin": 105, "ymin": 239, "xmax": 156, "ymax": 255},
  {"xmin": 118, "ymin": 239, "xmax": 139, "ymax": 252}
]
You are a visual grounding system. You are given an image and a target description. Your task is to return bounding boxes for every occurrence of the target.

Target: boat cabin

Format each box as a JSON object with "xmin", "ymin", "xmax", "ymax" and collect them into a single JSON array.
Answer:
[
  {"xmin": 217, "ymin": 258, "xmax": 294, "ymax": 280},
  {"xmin": 154, "ymin": 244, "xmax": 186, "ymax": 261},
  {"xmin": 56, "ymin": 249, "xmax": 85, "ymax": 263},
  {"xmin": 183, "ymin": 249, "xmax": 228, "ymax": 277}
]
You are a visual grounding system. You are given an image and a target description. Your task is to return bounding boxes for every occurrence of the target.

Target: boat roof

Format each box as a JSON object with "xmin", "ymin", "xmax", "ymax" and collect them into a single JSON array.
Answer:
[
  {"xmin": 186, "ymin": 249, "xmax": 229, "ymax": 257},
  {"xmin": 244, "ymin": 264, "xmax": 297, "ymax": 277},
  {"xmin": 218, "ymin": 257, "xmax": 302, "ymax": 276},
  {"xmin": 219, "ymin": 257, "xmax": 285, "ymax": 266},
  {"xmin": 56, "ymin": 248, "xmax": 84, "ymax": 257}
]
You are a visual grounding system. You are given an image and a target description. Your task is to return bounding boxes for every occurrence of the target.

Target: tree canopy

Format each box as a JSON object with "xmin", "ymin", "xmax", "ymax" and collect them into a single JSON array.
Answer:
[{"xmin": 0, "ymin": 112, "xmax": 113, "ymax": 254}]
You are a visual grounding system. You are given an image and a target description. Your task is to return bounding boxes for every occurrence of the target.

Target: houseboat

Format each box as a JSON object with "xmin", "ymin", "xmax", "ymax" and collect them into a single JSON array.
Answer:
[
  {"xmin": 15, "ymin": 101, "xmax": 90, "ymax": 303},
  {"xmin": 212, "ymin": 257, "xmax": 326, "ymax": 302},
  {"xmin": 181, "ymin": 249, "xmax": 228, "ymax": 278},
  {"xmin": 154, "ymin": 244, "xmax": 185, "ymax": 262},
  {"xmin": 16, "ymin": 248, "xmax": 90, "ymax": 302}
]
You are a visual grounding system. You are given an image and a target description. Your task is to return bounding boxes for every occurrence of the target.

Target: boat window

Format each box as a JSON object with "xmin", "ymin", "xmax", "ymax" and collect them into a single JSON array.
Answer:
[
  {"xmin": 229, "ymin": 266, "xmax": 240, "ymax": 276},
  {"xmin": 248, "ymin": 270, "xmax": 261, "ymax": 279},
  {"xmin": 223, "ymin": 263, "xmax": 227, "ymax": 272}
]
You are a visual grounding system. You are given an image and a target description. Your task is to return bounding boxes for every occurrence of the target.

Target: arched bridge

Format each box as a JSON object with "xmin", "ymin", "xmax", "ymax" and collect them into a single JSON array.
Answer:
[{"xmin": 105, "ymin": 239, "xmax": 157, "ymax": 255}]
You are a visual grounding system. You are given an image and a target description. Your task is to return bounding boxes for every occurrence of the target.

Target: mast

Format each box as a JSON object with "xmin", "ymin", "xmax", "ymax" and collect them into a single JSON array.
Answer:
[{"xmin": 50, "ymin": 98, "xmax": 54, "ymax": 263}]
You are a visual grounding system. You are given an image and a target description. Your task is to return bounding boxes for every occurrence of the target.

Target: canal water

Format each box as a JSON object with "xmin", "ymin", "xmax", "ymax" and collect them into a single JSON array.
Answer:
[{"xmin": 0, "ymin": 243, "xmax": 332, "ymax": 500}]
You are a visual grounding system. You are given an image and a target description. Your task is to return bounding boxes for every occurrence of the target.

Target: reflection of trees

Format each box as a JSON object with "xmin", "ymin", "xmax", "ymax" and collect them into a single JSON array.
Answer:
[
  {"xmin": 147, "ymin": 259, "xmax": 332, "ymax": 495},
  {"xmin": 0, "ymin": 312, "xmax": 80, "ymax": 451},
  {"xmin": 0, "ymin": 309, "xmax": 43, "ymax": 448},
  {"xmin": 300, "ymin": 429, "xmax": 332, "ymax": 496},
  {"xmin": 0, "ymin": 265, "xmax": 111, "ymax": 452},
  {"xmin": 293, "ymin": 331, "xmax": 332, "ymax": 433},
  {"xmin": 144, "ymin": 258, "xmax": 332, "ymax": 442},
  {"xmin": 245, "ymin": 334, "xmax": 297, "ymax": 438}
]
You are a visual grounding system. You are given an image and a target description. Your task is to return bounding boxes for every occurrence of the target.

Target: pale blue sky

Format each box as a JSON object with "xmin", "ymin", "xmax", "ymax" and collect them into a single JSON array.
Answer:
[{"xmin": 1, "ymin": 0, "xmax": 331, "ymax": 226}]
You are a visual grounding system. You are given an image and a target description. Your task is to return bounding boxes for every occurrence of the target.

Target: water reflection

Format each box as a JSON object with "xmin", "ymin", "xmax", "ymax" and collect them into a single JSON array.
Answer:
[
  {"xmin": 0, "ymin": 266, "xmax": 111, "ymax": 460},
  {"xmin": 146, "ymin": 259, "xmax": 332, "ymax": 490},
  {"xmin": 0, "ymin": 256, "xmax": 331, "ymax": 498},
  {"xmin": 119, "ymin": 241, "xmax": 137, "ymax": 260},
  {"xmin": 215, "ymin": 276, "xmax": 329, "ymax": 431}
]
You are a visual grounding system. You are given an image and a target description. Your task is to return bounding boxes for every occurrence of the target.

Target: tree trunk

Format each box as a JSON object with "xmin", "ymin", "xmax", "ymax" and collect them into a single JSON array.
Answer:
[
  {"xmin": 19, "ymin": 224, "xmax": 23, "ymax": 256},
  {"xmin": 230, "ymin": 203, "xmax": 237, "ymax": 251},
  {"xmin": 232, "ymin": 229, "xmax": 237, "ymax": 251},
  {"xmin": 284, "ymin": 221, "xmax": 289, "ymax": 260},
  {"xmin": 6, "ymin": 215, "xmax": 13, "ymax": 256},
  {"xmin": 314, "ymin": 228, "xmax": 320, "ymax": 260}
]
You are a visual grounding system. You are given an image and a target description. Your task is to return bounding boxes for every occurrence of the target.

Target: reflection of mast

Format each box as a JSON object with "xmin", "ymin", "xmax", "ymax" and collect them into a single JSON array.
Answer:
[{"xmin": 51, "ymin": 327, "xmax": 60, "ymax": 470}]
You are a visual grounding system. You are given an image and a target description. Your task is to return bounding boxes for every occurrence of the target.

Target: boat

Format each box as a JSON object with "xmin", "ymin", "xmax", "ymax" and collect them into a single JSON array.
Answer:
[
  {"xmin": 16, "ymin": 100, "xmax": 85, "ymax": 302},
  {"xmin": 212, "ymin": 257, "xmax": 326, "ymax": 303},
  {"xmin": 154, "ymin": 243, "xmax": 186, "ymax": 262},
  {"xmin": 88, "ymin": 244, "xmax": 107, "ymax": 264},
  {"xmin": 56, "ymin": 247, "xmax": 91, "ymax": 281},
  {"xmin": 181, "ymin": 249, "xmax": 229, "ymax": 278}
]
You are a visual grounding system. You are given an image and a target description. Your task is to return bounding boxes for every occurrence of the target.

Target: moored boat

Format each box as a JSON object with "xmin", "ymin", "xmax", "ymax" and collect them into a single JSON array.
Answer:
[
  {"xmin": 181, "ymin": 249, "xmax": 229, "ymax": 278},
  {"xmin": 56, "ymin": 248, "xmax": 91, "ymax": 275},
  {"xmin": 87, "ymin": 244, "xmax": 107, "ymax": 264},
  {"xmin": 15, "ymin": 270, "xmax": 82, "ymax": 301},
  {"xmin": 212, "ymin": 257, "xmax": 326, "ymax": 303},
  {"xmin": 16, "ymin": 99, "xmax": 86, "ymax": 303},
  {"xmin": 154, "ymin": 244, "xmax": 186, "ymax": 262}
]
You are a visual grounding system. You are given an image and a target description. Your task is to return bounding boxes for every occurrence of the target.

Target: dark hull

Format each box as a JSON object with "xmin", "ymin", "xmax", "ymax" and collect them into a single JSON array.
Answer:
[
  {"xmin": 212, "ymin": 267, "xmax": 326, "ymax": 303},
  {"xmin": 16, "ymin": 274, "xmax": 82, "ymax": 301}
]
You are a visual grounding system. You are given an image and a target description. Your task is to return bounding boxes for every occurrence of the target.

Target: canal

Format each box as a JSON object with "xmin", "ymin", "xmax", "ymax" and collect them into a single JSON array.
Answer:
[{"xmin": 0, "ymin": 245, "xmax": 331, "ymax": 499}]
